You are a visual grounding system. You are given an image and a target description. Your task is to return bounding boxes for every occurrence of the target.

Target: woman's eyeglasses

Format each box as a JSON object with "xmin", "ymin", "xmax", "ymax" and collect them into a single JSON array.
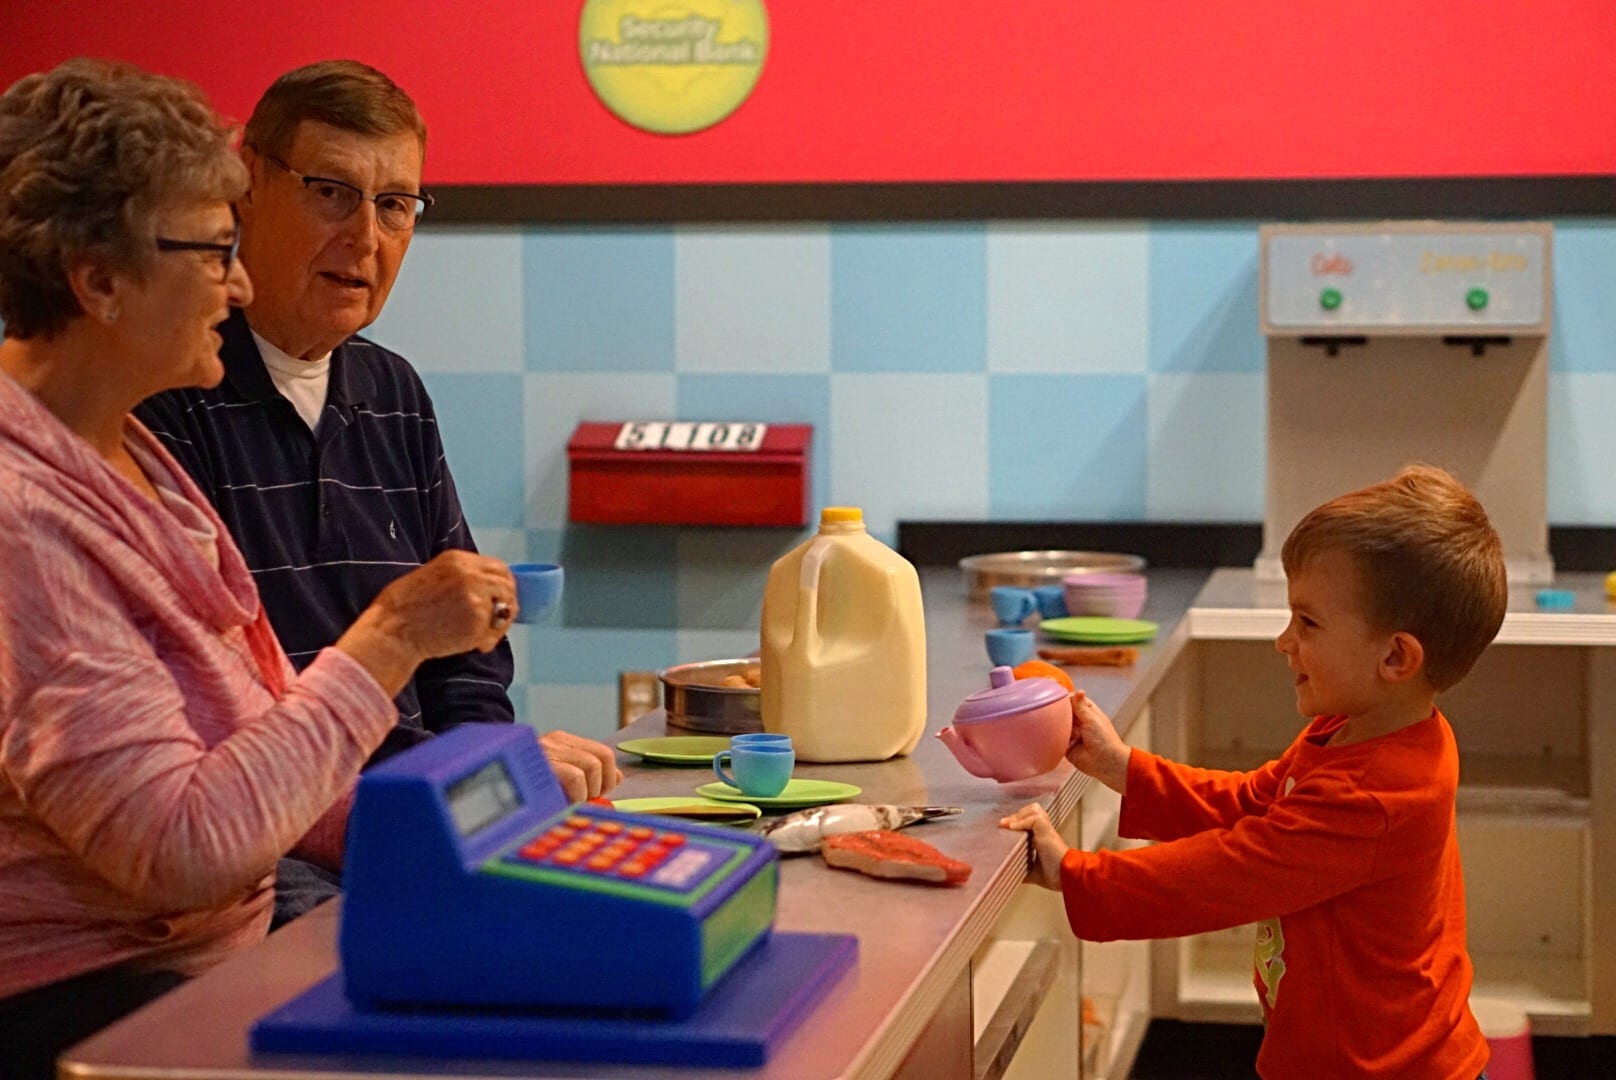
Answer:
[
  {"xmin": 155, "ymin": 223, "xmax": 241, "ymax": 279},
  {"xmin": 266, "ymin": 155, "xmax": 432, "ymax": 232}
]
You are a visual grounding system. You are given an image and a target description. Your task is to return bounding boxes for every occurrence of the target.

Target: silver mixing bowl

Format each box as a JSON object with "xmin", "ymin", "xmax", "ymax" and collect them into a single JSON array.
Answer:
[
  {"xmin": 959, "ymin": 549, "xmax": 1147, "ymax": 601},
  {"xmin": 659, "ymin": 658, "xmax": 763, "ymax": 734}
]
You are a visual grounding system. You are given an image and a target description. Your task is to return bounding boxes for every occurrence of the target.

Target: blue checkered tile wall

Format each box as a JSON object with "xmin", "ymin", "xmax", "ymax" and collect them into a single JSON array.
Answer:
[{"xmin": 357, "ymin": 217, "xmax": 1616, "ymax": 741}]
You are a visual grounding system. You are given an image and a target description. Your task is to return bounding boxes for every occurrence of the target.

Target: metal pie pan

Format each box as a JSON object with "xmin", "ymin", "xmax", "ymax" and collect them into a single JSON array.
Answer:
[
  {"xmin": 658, "ymin": 658, "xmax": 763, "ymax": 735},
  {"xmin": 960, "ymin": 550, "xmax": 1147, "ymax": 601}
]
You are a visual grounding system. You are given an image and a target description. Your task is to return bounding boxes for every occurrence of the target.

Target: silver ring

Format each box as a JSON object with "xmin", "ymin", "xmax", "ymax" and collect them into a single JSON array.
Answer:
[{"xmin": 490, "ymin": 599, "xmax": 513, "ymax": 628}]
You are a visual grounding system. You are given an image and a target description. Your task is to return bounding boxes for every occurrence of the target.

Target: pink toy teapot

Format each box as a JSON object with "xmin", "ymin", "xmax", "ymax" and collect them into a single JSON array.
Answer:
[{"xmin": 937, "ymin": 666, "xmax": 1073, "ymax": 782}]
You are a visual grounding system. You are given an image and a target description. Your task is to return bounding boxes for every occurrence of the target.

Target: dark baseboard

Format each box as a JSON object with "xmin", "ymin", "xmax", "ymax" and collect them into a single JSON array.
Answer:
[
  {"xmin": 1129, "ymin": 1020, "xmax": 1616, "ymax": 1079},
  {"xmin": 897, "ymin": 521, "xmax": 1616, "ymax": 574}
]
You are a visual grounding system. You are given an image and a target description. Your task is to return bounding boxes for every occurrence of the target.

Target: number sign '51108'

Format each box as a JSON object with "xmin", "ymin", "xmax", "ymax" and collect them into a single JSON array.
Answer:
[{"xmin": 614, "ymin": 421, "xmax": 768, "ymax": 452}]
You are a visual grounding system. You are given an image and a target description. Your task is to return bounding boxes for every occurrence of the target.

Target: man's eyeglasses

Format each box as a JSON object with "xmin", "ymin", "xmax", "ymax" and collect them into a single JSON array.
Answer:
[
  {"xmin": 155, "ymin": 222, "xmax": 240, "ymax": 279},
  {"xmin": 266, "ymin": 155, "xmax": 433, "ymax": 232}
]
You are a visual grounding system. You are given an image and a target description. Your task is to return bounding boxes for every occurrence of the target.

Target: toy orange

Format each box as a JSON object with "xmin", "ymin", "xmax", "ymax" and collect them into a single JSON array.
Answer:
[{"xmin": 1011, "ymin": 658, "xmax": 1075, "ymax": 694}]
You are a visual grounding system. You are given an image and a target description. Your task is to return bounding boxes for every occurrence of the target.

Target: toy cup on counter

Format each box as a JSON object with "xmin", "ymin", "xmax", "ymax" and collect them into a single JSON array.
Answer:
[
  {"xmin": 1031, "ymin": 584, "xmax": 1068, "ymax": 619},
  {"xmin": 984, "ymin": 627, "xmax": 1034, "ymax": 668},
  {"xmin": 989, "ymin": 585, "xmax": 1038, "ymax": 626},
  {"xmin": 936, "ymin": 666, "xmax": 1073, "ymax": 782}
]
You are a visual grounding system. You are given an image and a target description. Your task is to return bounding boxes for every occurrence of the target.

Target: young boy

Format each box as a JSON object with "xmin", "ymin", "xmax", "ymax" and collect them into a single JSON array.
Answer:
[{"xmin": 1001, "ymin": 464, "xmax": 1507, "ymax": 1078}]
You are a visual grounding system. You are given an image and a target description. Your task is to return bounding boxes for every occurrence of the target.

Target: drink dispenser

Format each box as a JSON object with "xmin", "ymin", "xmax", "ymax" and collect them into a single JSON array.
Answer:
[{"xmin": 1258, "ymin": 222, "xmax": 1553, "ymax": 583}]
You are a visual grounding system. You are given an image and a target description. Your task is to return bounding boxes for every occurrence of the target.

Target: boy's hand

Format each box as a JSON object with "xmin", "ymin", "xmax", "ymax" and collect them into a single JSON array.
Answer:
[
  {"xmin": 1065, "ymin": 690, "xmax": 1131, "ymax": 794},
  {"xmin": 999, "ymin": 803, "xmax": 1067, "ymax": 890}
]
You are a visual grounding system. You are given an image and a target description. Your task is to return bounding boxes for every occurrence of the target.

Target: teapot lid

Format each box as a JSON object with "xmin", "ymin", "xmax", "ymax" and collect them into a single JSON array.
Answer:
[{"xmin": 953, "ymin": 665, "xmax": 1071, "ymax": 724}]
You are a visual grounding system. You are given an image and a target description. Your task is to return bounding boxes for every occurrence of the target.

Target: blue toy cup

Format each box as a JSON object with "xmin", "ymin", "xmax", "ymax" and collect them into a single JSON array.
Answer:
[
  {"xmin": 985, "ymin": 627, "xmax": 1034, "ymax": 668},
  {"xmin": 989, "ymin": 586, "xmax": 1038, "ymax": 626},
  {"xmin": 712, "ymin": 741, "xmax": 794, "ymax": 798},
  {"xmin": 731, "ymin": 732, "xmax": 792, "ymax": 748},
  {"xmin": 1032, "ymin": 584, "xmax": 1068, "ymax": 619},
  {"xmin": 509, "ymin": 563, "xmax": 563, "ymax": 624}
]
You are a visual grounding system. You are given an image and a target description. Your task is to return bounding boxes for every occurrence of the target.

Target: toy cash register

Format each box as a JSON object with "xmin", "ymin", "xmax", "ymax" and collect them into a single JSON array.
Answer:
[{"xmin": 339, "ymin": 723, "xmax": 778, "ymax": 1018}]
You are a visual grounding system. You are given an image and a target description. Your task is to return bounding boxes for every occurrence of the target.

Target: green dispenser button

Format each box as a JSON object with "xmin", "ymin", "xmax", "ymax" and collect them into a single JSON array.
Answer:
[
  {"xmin": 1466, "ymin": 287, "xmax": 1489, "ymax": 311},
  {"xmin": 1319, "ymin": 287, "xmax": 1343, "ymax": 311}
]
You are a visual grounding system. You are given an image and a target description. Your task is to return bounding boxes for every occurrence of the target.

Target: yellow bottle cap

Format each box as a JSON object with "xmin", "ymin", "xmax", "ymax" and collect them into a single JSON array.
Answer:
[{"xmin": 820, "ymin": 507, "xmax": 863, "ymax": 524}]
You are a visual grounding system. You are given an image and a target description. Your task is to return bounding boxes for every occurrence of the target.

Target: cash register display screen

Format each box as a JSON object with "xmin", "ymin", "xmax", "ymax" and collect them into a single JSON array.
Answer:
[{"xmin": 445, "ymin": 760, "xmax": 522, "ymax": 837}]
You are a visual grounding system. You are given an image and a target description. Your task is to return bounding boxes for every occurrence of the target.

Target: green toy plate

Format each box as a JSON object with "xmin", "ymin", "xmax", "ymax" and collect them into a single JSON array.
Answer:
[
  {"xmin": 608, "ymin": 796, "xmax": 762, "ymax": 824},
  {"xmin": 1038, "ymin": 616, "xmax": 1159, "ymax": 644},
  {"xmin": 616, "ymin": 736, "xmax": 732, "ymax": 765},
  {"xmin": 695, "ymin": 779, "xmax": 862, "ymax": 810}
]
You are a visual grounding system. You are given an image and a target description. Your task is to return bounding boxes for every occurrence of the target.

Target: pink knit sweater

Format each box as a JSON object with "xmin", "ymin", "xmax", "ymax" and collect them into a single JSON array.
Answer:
[{"xmin": 0, "ymin": 371, "xmax": 397, "ymax": 998}]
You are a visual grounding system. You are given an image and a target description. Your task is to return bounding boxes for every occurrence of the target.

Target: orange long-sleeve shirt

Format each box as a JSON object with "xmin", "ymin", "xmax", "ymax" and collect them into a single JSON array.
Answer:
[{"xmin": 1059, "ymin": 711, "xmax": 1487, "ymax": 1079}]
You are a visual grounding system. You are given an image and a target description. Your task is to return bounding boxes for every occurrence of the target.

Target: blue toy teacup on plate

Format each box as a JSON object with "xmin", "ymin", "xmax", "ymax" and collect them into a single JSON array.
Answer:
[
  {"xmin": 712, "ymin": 738, "xmax": 794, "ymax": 798},
  {"xmin": 509, "ymin": 563, "xmax": 563, "ymax": 624},
  {"xmin": 731, "ymin": 732, "xmax": 792, "ymax": 748}
]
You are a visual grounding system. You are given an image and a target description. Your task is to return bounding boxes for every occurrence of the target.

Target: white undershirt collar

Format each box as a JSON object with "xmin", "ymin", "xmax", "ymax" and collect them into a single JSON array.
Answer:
[{"xmin": 253, "ymin": 329, "xmax": 333, "ymax": 432}]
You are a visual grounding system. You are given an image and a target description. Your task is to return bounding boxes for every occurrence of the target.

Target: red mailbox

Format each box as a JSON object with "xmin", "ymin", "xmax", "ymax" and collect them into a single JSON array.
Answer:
[{"xmin": 566, "ymin": 421, "xmax": 812, "ymax": 527}]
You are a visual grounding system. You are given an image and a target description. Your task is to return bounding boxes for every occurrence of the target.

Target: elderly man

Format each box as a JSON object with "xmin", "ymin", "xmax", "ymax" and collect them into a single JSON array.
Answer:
[{"xmin": 136, "ymin": 61, "xmax": 619, "ymax": 921}]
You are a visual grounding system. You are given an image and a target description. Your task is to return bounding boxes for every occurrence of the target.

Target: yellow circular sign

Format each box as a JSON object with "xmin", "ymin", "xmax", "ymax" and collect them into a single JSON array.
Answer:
[{"xmin": 579, "ymin": 0, "xmax": 769, "ymax": 135}]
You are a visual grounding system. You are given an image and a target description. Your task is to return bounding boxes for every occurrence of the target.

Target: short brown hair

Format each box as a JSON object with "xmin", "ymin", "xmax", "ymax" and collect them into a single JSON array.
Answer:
[
  {"xmin": 0, "ymin": 58, "xmax": 247, "ymax": 339},
  {"xmin": 243, "ymin": 60, "xmax": 426, "ymax": 162},
  {"xmin": 1281, "ymin": 464, "xmax": 1507, "ymax": 691}
]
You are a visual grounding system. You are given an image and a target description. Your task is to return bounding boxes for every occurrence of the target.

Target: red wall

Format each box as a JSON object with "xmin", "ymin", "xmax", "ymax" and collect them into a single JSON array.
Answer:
[{"xmin": 4, "ymin": 1, "xmax": 1613, "ymax": 186}]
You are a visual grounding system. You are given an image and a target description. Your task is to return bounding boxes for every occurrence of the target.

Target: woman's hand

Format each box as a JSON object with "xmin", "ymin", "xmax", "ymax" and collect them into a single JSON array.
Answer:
[
  {"xmin": 336, "ymin": 551, "xmax": 517, "ymax": 697},
  {"xmin": 999, "ymin": 803, "xmax": 1068, "ymax": 891},
  {"xmin": 1065, "ymin": 690, "xmax": 1131, "ymax": 794}
]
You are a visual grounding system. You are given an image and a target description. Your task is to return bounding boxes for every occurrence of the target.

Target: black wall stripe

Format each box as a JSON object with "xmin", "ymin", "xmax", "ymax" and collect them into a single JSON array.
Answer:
[{"xmin": 425, "ymin": 177, "xmax": 1616, "ymax": 226}]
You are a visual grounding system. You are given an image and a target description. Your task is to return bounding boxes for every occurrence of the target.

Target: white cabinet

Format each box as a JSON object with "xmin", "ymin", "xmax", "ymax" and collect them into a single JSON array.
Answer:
[{"xmin": 1077, "ymin": 707, "xmax": 1154, "ymax": 1079}]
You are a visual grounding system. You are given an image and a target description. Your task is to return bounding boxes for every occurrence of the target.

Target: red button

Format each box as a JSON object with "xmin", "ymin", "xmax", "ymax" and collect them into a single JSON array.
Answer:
[
  {"xmin": 656, "ymin": 833, "xmax": 686, "ymax": 847},
  {"xmin": 596, "ymin": 821, "xmax": 624, "ymax": 835},
  {"xmin": 628, "ymin": 826, "xmax": 654, "ymax": 840},
  {"xmin": 618, "ymin": 862, "xmax": 649, "ymax": 878}
]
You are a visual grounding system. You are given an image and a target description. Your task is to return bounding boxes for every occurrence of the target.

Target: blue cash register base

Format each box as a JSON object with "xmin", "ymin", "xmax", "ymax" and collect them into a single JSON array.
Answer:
[
  {"xmin": 251, "ymin": 725, "xmax": 857, "ymax": 1066},
  {"xmin": 251, "ymin": 931, "xmax": 857, "ymax": 1067}
]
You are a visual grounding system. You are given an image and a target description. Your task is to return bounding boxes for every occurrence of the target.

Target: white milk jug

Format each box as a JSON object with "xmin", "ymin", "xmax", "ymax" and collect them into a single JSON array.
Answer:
[{"xmin": 760, "ymin": 507, "xmax": 927, "ymax": 762}]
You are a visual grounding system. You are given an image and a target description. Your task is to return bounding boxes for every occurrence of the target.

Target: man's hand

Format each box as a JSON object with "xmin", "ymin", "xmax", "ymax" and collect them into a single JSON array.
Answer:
[
  {"xmin": 539, "ymin": 730, "xmax": 622, "ymax": 802},
  {"xmin": 998, "ymin": 803, "xmax": 1068, "ymax": 891}
]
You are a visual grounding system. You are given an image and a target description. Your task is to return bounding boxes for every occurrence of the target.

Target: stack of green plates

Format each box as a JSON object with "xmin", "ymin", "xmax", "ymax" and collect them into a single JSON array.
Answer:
[{"xmin": 1038, "ymin": 616, "xmax": 1158, "ymax": 644}]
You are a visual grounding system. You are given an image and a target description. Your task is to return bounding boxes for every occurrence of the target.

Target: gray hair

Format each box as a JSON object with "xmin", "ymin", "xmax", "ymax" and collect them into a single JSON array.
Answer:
[{"xmin": 0, "ymin": 58, "xmax": 248, "ymax": 339}]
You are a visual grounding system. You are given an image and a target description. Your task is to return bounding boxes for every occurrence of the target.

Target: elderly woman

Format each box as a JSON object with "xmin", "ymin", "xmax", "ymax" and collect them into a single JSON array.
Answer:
[{"xmin": 0, "ymin": 60, "xmax": 519, "ymax": 1078}]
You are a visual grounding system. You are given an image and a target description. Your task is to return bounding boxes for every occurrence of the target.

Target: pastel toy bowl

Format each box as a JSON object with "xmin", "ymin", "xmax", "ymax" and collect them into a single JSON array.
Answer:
[
  {"xmin": 1062, "ymin": 572, "xmax": 1147, "ymax": 620},
  {"xmin": 937, "ymin": 666, "xmax": 1072, "ymax": 782},
  {"xmin": 510, "ymin": 563, "xmax": 563, "ymax": 624}
]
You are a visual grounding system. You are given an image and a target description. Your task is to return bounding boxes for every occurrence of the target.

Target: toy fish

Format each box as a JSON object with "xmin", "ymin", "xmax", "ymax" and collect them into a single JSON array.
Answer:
[{"xmin": 759, "ymin": 804, "xmax": 961, "ymax": 854}]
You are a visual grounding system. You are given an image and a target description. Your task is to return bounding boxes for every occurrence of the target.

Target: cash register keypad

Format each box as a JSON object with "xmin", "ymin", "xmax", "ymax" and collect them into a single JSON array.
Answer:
[{"xmin": 507, "ymin": 814, "xmax": 725, "ymax": 894}]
